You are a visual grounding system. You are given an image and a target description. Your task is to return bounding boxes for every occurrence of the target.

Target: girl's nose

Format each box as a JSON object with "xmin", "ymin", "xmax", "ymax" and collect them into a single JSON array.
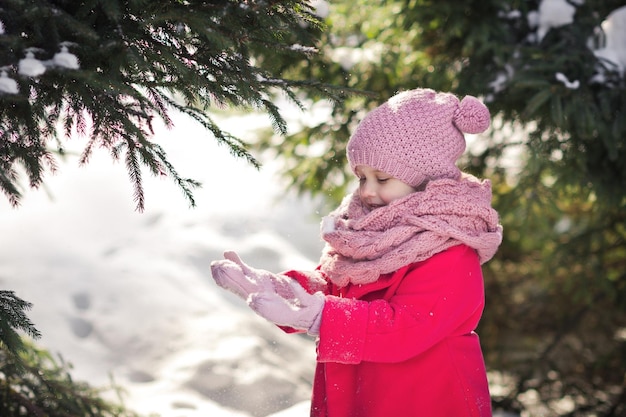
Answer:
[{"xmin": 360, "ymin": 181, "xmax": 376, "ymax": 197}]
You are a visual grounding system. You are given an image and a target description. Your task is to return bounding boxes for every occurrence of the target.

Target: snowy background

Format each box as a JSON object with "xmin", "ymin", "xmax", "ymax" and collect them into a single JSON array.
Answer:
[
  {"xmin": 0, "ymin": 109, "xmax": 327, "ymax": 417},
  {"xmin": 1, "ymin": 1, "xmax": 625, "ymax": 416}
]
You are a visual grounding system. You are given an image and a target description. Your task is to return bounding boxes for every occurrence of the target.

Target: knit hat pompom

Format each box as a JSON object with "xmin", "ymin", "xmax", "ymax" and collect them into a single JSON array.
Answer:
[
  {"xmin": 453, "ymin": 95, "xmax": 491, "ymax": 134},
  {"xmin": 347, "ymin": 88, "xmax": 491, "ymax": 188}
]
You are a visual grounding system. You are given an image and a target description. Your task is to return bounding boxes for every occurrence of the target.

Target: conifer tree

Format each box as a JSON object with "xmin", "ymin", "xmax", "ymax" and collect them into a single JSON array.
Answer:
[
  {"xmin": 1, "ymin": 292, "xmax": 140, "ymax": 417},
  {"xmin": 0, "ymin": 291, "xmax": 40, "ymax": 358},
  {"xmin": 0, "ymin": 0, "xmax": 346, "ymax": 210}
]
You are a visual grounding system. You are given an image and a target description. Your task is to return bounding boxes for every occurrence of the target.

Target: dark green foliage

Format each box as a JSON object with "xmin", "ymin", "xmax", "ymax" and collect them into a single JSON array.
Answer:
[
  {"xmin": 0, "ymin": 342, "xmax": 143, "ymax": 417},
  {"xmin": 481, "ymin": 177, "xmax": 626, "ymax": 416},
  {"xmin": 0, "ymin": 292, "xmax": 141, "ymax": 416},
  {"xmin": 0, "ymin": 0, "xmax": 350, "ymax": 210},
  {"xmin": 0, "ymin": 291, "xmax": 40, "ymax": 358}
]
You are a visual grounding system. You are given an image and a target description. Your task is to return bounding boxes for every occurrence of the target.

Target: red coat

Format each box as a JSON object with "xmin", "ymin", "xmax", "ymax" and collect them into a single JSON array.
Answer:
[{"xmin": 286, "ymin": 244, "xmax": 492, "ymax": 417}]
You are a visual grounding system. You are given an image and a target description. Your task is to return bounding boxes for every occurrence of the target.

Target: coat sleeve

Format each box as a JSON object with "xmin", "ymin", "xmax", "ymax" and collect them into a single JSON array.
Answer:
[
  {"xmin": 316, "ymin": 245, "xmax": 485, "ymax": 364},
  {"xmin": 275, "ymin": 269, "xmax": 330, "ymax": 334},
  {"xmin": 282, "ymin": 269, "xmax": 330, "ymax": 294}
]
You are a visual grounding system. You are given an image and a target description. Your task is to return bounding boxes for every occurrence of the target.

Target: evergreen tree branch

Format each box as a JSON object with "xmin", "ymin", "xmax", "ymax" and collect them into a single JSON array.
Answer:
[
  {"xmin": 0, "ymin": 291, "xmax": 41, "ymax": 357},
  {"xmin": 1, "ymin": 341, "xmax": 144, "ymax": 417},
  {"xmin": 0, "ymin": 0, "xmax": 348, "ymax": 209}
]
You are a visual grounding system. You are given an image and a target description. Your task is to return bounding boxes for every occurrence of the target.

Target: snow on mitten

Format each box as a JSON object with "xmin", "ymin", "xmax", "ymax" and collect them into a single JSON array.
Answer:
[
  {"xmin": 247, "ymin": 280, "xmax": 325, "ymax": 336},
  {"xmin": 210, "ymin": 251, "xmax": 296, "ymax": 301}
]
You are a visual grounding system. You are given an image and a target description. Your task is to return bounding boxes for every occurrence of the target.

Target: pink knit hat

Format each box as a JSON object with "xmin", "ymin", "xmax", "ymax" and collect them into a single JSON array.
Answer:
[{"xmin": 347, "ymin": 88, "xmax": 491, "ymax": 187}]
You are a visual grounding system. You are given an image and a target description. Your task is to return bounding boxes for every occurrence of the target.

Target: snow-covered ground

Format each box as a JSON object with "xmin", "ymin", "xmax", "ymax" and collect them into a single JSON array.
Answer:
[{"xmin": 0, "ymin": 110, "xmax": 327, "ymax": 417}]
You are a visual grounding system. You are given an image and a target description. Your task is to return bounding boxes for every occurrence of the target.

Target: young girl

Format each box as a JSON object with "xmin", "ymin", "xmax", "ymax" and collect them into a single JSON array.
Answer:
[{"xmin": 211, "ymin": 88, "xmax": 503, "ymax": 417}]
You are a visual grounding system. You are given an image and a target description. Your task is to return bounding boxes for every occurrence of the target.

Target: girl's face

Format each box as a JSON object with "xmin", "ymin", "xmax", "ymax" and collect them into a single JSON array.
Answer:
[{"xmin": 355, "ymin": 165, "xmax": 416, "ymax": 210}]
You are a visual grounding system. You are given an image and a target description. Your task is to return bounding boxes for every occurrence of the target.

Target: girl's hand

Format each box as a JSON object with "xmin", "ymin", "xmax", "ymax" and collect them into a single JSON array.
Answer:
[
  {"xmin": 210, "ymin": 251, "xmax": 296, "ymax": 301},
  {"xmin": 248, "ymin": 281, "xmax": 325, "ymax": 336}
]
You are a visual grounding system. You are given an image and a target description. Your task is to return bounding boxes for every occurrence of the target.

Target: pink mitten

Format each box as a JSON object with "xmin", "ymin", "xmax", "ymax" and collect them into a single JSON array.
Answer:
[
  {"xmin": 210, "ymin": 251, "xmax": 296, "ymax": 300},
  {"xmin": 247, "ymin": 280, "xmax": 325, "ymax": 336}
]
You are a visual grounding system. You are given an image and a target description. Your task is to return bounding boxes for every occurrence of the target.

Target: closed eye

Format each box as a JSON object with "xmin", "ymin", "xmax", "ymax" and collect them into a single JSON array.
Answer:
[{"xmin": 377, "ymin": 178, "xmax": 389, "ymax": 183}]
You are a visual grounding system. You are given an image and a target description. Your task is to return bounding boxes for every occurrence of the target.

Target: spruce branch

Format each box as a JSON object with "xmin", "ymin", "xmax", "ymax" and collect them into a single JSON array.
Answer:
[
  {"xmin": 0, "ymin": 341, "xmax": 144, "ymax": 417},
  {"xmin": 162, "ymin": 95, "xmax": 261, "ymax": 169},
  {"xmin": 0, "ymin": 291, "xmax": 41, "ymax": 357},
  {"xmin": 0, "ymin": 0, "xmax": 350, "ymax": 210},
  {"xmin": 124, "ymin": 141, "xmax": 145, "ymax": 211}
]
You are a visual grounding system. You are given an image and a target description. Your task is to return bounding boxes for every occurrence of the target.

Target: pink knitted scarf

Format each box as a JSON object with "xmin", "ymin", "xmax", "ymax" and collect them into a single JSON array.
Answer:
[{"xmin": 319, "ymin": 175, "xmax": 503, "ymax": 287}]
